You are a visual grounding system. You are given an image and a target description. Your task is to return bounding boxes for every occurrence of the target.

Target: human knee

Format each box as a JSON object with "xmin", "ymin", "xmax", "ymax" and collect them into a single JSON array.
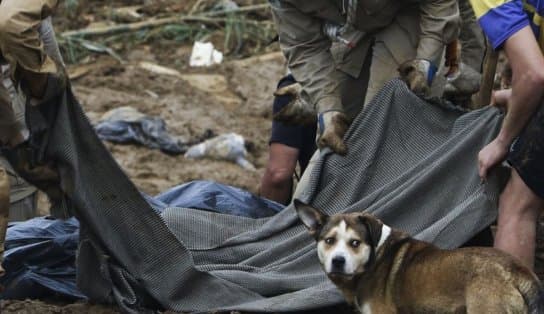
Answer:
[
  {"xmin": 264, "ymin": 166, "xmax": 294, "ymax": 187},
  {"xmin": 499, "ymin": 171, "xmax": 544, "ymax": 219}
]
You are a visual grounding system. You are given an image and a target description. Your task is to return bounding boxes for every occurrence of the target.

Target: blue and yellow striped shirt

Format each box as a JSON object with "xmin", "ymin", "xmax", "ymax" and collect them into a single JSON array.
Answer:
[{"xmin": 470, "ymin": 0, "xmax": 544, "ymax": 49}]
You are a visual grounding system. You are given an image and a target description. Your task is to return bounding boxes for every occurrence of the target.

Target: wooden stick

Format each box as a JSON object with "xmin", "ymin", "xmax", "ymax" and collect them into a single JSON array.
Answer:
[
  {"xmin": 472, "ymin": 40, "xmax": 499, "ymax": 109},
  {"xmin": 189, "ymin": 0, "xmax": 207, "ymax": 15},
  {"xmin": 61, "ymin": 4, "xmax": 270, "ymax": 38}
]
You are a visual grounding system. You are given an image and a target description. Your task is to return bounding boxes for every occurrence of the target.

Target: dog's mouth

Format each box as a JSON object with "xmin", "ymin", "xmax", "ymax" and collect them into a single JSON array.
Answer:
[{"xmin": 327, "ymin": 271, "xmax": 355, "ymax": 280}]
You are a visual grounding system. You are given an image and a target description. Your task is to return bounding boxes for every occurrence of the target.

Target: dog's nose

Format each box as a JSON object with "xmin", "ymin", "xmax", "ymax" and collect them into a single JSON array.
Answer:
[{"xmin": 331, "ymin": 256, "xmax": 345, "ymax": 270}]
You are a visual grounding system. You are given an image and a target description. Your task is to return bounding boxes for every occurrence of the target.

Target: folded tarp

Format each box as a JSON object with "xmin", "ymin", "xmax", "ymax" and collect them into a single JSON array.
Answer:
[
  {"xmin": 19, "ymin": 79, "xmax": 504, "ymax": 313},
  {"xmin": 0, "ymin": 181, "xmax": 283, "ymax": 301},
  {"xmin": 1, "ymin": 217, "xmax": 83, "ymax": 300}
]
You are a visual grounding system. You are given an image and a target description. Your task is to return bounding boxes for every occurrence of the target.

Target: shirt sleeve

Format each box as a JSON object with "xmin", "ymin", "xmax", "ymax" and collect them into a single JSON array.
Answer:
[
  {"xmin": 469, "ymin": 0, "xmax": 530, "ymax": 49},
  {"xmin": 270, "ymin": 1, "xmax": 344, "ymax": 113},
  {"xmin": 0, "ymin": 0, "xmax": 60, "ymax": 79},
  {"xmin": 416, "ymin": 0, "xmax": 461, "ymax": 65}
]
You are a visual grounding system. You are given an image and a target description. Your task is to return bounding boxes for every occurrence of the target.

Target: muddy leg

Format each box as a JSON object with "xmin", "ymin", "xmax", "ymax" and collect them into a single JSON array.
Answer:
[{"xmin": 501, "ymin": 102, "xmax": 544, "ymax": 269}]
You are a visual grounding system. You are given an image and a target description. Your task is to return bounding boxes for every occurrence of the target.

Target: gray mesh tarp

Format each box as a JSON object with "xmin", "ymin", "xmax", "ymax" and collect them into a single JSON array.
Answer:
[{"xmin": 31, "ymin": 79, "xmax": 503, "ymax": 313}]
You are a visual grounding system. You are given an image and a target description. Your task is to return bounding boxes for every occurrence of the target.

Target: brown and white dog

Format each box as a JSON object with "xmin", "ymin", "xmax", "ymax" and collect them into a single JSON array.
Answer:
[{"xmin": 294, "ymin": 200, "xmax": 544, "ymax": 314}]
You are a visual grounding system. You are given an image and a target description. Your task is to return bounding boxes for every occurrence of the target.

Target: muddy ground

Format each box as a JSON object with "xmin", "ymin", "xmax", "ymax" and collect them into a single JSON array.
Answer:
[
  {"xmin": 4, "ymin": 1, "xmax": 544, "ymax": 313},
  {"xmin": 2, "ymin": 0, "xmax": 285, "ymax": 312}
]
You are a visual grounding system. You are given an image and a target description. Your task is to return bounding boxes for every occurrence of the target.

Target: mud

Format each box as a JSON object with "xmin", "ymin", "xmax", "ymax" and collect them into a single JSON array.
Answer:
[{"xmin": 2, "ymin": 0, "xmax": 285, "ymax": 312}]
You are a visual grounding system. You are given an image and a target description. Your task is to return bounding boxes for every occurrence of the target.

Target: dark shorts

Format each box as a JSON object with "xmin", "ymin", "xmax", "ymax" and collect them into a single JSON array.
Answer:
[
  {"xmin": 507, "ymin": 102, "xmax": 544, "ymax": 199},
  {"xmin": 270, "ymin": 75, "xmax": 316, "ymax": 173}
]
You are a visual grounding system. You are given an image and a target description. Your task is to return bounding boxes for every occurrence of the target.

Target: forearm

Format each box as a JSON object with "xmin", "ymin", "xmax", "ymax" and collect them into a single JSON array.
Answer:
[
  {"xmin": 40, "ymin": 16, "xmax": 64, "ymax": 66},
  {"xmin": 498, "ymin": 26, "xmax": 544, "ymax": 145},
  {"xmin": 271, "ymin": 2, "xmax": 343, "ymax": 113},
  {"xmin": 417, "ymin": 0, "xmax": 460, "ymax": 64},
  {"xmin": 0, "ymin": 0, "xmax": 59, "ymax": 86}
]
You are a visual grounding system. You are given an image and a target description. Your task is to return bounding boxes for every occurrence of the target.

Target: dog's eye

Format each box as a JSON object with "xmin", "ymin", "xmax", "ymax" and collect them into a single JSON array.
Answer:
[
  {"xmin": 350, "ymin": 240, "xmax": 361, "ymax": 248},
  {"xmin": 325, "ymin": 237, "xmax": 335, "ymax": 245}
]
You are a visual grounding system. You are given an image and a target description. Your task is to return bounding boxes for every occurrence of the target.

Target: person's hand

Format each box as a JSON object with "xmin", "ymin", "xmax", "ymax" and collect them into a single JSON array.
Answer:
[
  {"xmin": 489, "ymin": 89, "xmax": 511, "ymax": 112},
  {"xmin": 2, "ymin": 142, "xmax": 64, "ymax": 206},
  {"xmin": 478, "ymin": 138, "xmax": 510, "ymax": 180},
  {"xmin": 316, "ymin": 111, "xmax": 350, "ymax": 155},
  {"xmin": 272, "ymin": 83, "xmax": 317, "ymax": 126},
  {"xmin": 398, "ymin": 59, "xmax": 438, "ymax": 96}
]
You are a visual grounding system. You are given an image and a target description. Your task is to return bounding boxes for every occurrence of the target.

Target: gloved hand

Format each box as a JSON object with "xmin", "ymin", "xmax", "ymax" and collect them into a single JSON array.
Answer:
[
  {"xmin": 22, "ymin": 59, "xmax": 67, "ymax": 104},
  {"xmin": 1, "ymin": 142, "xmax": 64, "ymax": 207},
  {"xmin": 272, "ymin": 83, "xmax": 317, "ymax": 126},
  {"xmin": 316, "ymin": 110, "xmax": 350, "ymax": 155},
  {"xmin": 398, "ymin": 59, "xmax": 438, "ymax": 96}
]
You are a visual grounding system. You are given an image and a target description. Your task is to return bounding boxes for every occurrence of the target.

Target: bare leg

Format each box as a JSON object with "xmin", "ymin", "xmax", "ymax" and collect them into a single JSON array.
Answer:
[
  {"xmin": 259, "ymin": 143, "xmax": 299, "ymax": 205},
  {"xmin": 494, "ymin": 169, "xmax": 544, "ymax": 269}
]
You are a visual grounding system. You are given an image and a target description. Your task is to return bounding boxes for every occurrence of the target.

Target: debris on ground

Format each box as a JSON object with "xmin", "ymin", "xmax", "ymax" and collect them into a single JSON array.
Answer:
[
  {"xmin": 95, "ymin": 106, "xmax": 214, "ymax": 155},
  {"xmin": 184, "ymin": 133, "xmax": 256, "ymax": 170},
  {"xmin": 189, "ymin": 41, "xmax": 224, "ymax": 67},
  {"xmin": 2, "ymin": 0, "xmax": 285, "ymax": 312}
]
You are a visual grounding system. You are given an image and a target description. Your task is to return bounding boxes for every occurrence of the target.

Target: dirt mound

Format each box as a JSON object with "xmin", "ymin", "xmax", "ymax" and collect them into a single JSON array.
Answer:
[{"xmin": 1, "ymin": 300, "xmax": 120, "ymax": 314}]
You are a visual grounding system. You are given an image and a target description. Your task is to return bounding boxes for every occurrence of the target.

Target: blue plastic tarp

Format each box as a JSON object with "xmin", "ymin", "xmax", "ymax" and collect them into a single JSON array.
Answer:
[
  {"xmin": 94, "ymin": 107, "xmax": 214, "ymax": 155},
  {"xmin": 0, "ymin": 180, "xmax": 285, "ymax": 300},
  {"xmin": 152, "ymin": 180, "xmax": 284, "ymax": 216},
  {"xmin": 1, "ymin": 217, "xmax": 83, "ymax": 300}
]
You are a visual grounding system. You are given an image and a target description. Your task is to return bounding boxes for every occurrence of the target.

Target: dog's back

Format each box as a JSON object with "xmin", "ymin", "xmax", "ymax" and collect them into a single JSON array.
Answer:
[{"xmin": 293, "ymin": 201, "xmax": 544, "ymax": 313}]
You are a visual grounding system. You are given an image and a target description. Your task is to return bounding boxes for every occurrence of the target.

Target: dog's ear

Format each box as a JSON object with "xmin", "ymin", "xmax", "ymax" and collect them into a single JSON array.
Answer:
[
  {"xmin": 293, "ymin": 199, "xmax": 327, "ymax": 236},
  {"xmin": 358, "ymin": 214, "xmax": 383, "ymax": 248}
]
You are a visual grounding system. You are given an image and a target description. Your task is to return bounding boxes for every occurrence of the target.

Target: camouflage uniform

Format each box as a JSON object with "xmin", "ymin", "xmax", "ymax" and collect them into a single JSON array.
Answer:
[
  {"xmin": 270, "ymin": 0, "xmax": 460, "ymax": 120},
  {"xmin": 0, "ymin": 0, "xmax": 61, "ymax": 275},
  {"xmin": 458, "ymin": 0, "xmax": 486, "ymax": 73}
]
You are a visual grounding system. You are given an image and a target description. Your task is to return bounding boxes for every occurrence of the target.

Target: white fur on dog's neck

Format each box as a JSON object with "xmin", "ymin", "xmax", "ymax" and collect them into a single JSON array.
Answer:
[{"xmin": 376, "ymin": 224, "xmax": 391, "ymax": 249}]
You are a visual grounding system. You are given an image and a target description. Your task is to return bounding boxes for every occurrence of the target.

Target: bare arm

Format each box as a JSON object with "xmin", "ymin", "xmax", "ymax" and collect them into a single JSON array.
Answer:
[
  {"xmin": 498, "ymin": 27, "xmax": 544, "ymax": 145},
  {"xmin": 477, "ymin": 26, "xmax": 544, "ymax": 178}
]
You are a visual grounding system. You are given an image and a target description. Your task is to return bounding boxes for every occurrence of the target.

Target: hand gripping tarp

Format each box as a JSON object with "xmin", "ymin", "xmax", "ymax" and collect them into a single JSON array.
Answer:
[{"xmin": 25, "ymin": 79, "xmax": 504, "ymax": 313}]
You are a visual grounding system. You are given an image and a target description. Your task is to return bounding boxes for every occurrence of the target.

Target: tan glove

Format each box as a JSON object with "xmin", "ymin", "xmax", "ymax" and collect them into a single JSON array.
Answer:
[
  {"xmin": 316, "ymin": 111, "xmax": 350, "ymax": 155},
  {"xmin": 398, "ymin": 59, "xmax": 438, "ymax": 96},
  {"xmin": 272, "ymin": 83, "xmax": 317, "ymax": 126},
  {"xmin": 2, "ymin": 143, "xmax": 63, "ymax": 207}
]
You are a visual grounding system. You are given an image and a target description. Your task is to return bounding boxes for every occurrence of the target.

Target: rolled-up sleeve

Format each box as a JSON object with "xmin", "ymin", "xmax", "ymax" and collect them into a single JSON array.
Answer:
[
  {"xmin": 417, "ymin": 0, "xmax": 461, "ymax": 64},
  {"xmin": 270, "ymin": 1, "xmax": 344, "ymax": 113},
  {"xmin": 0, "ymin": 0, "xmax": 59, "ymax": 80}
]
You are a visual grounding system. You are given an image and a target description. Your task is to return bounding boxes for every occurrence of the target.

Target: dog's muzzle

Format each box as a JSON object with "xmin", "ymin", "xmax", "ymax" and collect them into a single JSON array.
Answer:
[{"xmin": 331, "ymin": 256, "xmax": 346, "ymax": 273}]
